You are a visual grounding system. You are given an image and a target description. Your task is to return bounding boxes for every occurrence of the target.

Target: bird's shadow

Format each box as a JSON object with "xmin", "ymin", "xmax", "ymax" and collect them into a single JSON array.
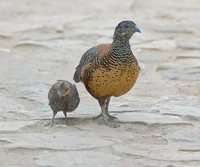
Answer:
[{"xmin": 44, "ymin": 109, "xmax": 142, "ymax": 127}]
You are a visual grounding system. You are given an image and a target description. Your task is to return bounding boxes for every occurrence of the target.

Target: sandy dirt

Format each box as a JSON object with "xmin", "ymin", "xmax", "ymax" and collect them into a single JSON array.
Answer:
[{"xmin": 0, "ymin": 0, "xmax": 200, "ymax": 166}]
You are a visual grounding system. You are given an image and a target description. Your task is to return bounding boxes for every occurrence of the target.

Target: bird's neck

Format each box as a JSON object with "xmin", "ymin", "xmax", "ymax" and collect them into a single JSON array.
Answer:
[
  {"xmin": 112, "ymin": 36, "xmax": 130, "ymax": 49},
  {"xmin": 112, "ymin": 37, "xmax": 131, "ymax": 54},
  {"xmin": 110, "ymin": 37, "xmax": 133, "ymax": 63}
]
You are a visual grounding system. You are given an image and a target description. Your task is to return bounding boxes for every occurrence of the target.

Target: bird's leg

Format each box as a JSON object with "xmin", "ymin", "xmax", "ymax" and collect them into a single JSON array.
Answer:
[
  {"xmin": 105, "ymin": 97, "xmax": 110, "ymax": 112},
  {"xmin": 105, "ymin": 97, "xmax": 117, "ymax": 120},
  {"xmin": 50, "ymin": 111, "xmax": 57, "ymax": 127},
  {"xmin": 95, "ymin": 97, "xmax": 107, "ymax": 120},
  {"xmin": 96, "ymin": 97, "xmax": 117, "ymax": 122},
  {"xmin": 63, "ymin": 111, "xmax": 71, "ymax": 125}
]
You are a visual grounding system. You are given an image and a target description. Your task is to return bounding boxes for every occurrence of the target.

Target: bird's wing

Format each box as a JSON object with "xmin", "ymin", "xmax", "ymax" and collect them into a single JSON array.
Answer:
[
  {"xmin": 48, "ymin": 87, "xmax": 55, "ymax": 102},
  {"xmin": 73, "ymin": 44, "xmax": 111, "ymax": 82}
]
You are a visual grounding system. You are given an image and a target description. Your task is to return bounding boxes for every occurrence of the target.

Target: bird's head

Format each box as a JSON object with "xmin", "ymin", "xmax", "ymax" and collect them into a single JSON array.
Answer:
[
  {"xmin": 57, "ymin": 82, "xmax": 70, "ymax": 98},
  {"xmin": 113, "ymin": 20, "xmax": 141, "ymax": 41}
]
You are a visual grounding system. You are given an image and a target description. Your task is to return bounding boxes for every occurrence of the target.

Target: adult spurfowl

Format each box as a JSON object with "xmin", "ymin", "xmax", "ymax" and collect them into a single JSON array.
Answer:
[{"xmin": 73, "ymin": 20, "xmax": 141, "ymax": 123}]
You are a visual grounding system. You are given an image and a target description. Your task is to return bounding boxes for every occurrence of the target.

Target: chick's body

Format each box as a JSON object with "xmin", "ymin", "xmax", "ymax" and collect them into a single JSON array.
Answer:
[{"xmin": 48, "ymin": 80, "xmax": 80, "ymax": 126}]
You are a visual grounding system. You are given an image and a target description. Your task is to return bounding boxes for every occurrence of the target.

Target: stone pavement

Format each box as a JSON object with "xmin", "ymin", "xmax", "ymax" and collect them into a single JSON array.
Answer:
[{"xmin": 0, "ymin": 0, "xmax": 200, "ymax": 166}]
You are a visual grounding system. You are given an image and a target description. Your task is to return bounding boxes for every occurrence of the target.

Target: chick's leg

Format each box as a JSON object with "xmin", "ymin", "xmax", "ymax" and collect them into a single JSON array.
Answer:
[
  {"xmin": 63, "ymin": 111, "xmax": 71, "ymax": 125},
  {"xmin": 50, "ymin": 111, "xmax": 57, "ymax": 127}
]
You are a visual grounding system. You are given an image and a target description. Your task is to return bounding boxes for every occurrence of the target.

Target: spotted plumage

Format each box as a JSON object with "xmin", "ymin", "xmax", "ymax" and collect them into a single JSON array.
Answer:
[
  {"xmin": 48, "ymin": 80, "xmax": 80, "ymax": 126},
  {"xmin": 73, "ymin": 20, "xmax": 141, "ymax": 123}
]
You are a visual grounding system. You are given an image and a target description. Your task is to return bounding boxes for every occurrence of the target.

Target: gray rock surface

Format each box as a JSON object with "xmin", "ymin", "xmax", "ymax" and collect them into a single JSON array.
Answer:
[
  {"xmin": 117, "ymin": 112, "xmax": 185, "ymax": 124},
  {"xmin": 2, "ymin": 132, "xmax": 113, "ymax": 151},
  {"xmin": 35, "ymin": 151, "xmax": 120, "ymax": 167},
  {"xmin": 0, "ymin": 121, "xmax": 38, "ymax": 132}
]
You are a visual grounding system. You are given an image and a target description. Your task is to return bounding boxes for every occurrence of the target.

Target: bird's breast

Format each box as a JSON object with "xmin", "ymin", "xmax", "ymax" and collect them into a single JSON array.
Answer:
[{"xmin": 84, "ymin": 60, "xmax": 140, "ymax": 98}]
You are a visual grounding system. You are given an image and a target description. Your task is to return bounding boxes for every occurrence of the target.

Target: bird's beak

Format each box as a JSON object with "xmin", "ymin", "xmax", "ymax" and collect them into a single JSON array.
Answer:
[
  {"xmin": 134, "ymin": 25, "xmax": 141, "ymax": 33},
  {"xmin": 57, "ymin": 90, "xmax": 62, "ymax": 98}
]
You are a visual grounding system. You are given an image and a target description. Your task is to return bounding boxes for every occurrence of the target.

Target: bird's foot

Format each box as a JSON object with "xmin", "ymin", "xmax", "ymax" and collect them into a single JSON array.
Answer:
[
  {"xmin": 44, "ymin": 120, "xmax": 71, "ymax": 127},
  {"xmin": 44, "ymin": 121, "xmax": 52, "ymax": 127},
  {"xmin": 108, "ymin": 115, "xmax": 117, "ymax": 121},
  {"xmin": 65, "ymin": 119, "xmax": 72, "ymax": 126},
  {"xmin": 95, "ymin": 113, "xmax": 117, "ymax": 121},
  {"xmin": 44, "ymin": 121, "xmax": 54, "ymax": 127},
  {"xmin": 94, "ymin": 114, "xmax": 119, "ymax": 128}
]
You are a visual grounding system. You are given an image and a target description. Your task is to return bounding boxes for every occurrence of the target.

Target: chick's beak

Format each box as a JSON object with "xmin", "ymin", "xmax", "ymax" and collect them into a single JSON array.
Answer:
[
  {"xmin": 57, "ymin": 90, "xmax": 62, "ymax": 98},
  {"xmin": 134, "ymin": 25, "xmax": 141, "ymax": 33}
]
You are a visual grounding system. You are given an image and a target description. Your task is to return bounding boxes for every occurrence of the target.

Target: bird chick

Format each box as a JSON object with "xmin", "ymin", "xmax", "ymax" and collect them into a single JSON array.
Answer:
[
  {"xmin": 48, "ymin": 80, "xmax": 80, "ymax": 126},
  {"xmin": 73, "ymin": 20, "xmax": 141, "ymax": 124}
]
